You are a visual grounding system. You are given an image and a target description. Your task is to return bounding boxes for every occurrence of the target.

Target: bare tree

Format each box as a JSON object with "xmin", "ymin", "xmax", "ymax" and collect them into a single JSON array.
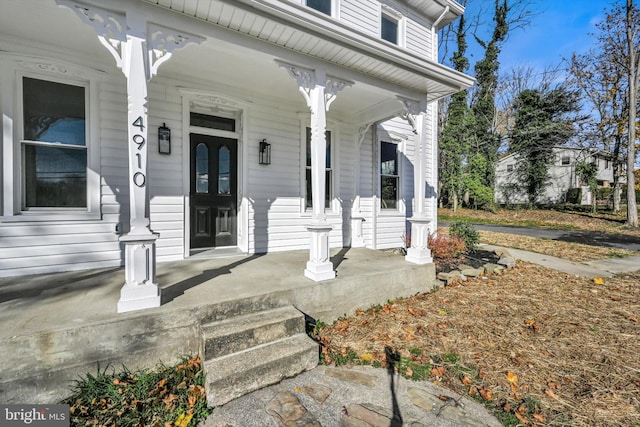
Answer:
[
  {"xmin": 569, "ymin": 50, "xmax": 627, "ymax": 211},
  {"xmin": 625, "ymin": 0, "xmax": 638, "ymax": 227},
  {"xmin": 568, "ymin": 1, "xmax": 639, "ymax": 218}
]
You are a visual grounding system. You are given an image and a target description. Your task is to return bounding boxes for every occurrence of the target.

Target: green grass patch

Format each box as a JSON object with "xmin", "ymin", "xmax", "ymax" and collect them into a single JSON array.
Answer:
[{"xmin": 61, "ymin": 355, "xmax": 210, "ymax": 427}]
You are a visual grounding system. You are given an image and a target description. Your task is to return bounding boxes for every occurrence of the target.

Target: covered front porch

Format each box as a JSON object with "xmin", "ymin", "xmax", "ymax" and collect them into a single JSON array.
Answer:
[{"xmin": 0, "ymin": 247, "xmax": 436, "ymax": 403}]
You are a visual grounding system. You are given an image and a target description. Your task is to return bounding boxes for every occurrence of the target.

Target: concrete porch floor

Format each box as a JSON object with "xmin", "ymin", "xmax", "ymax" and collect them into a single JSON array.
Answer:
[{"xmin": 0, "ymin": 247, "xmax": 436, "ymax": 403}]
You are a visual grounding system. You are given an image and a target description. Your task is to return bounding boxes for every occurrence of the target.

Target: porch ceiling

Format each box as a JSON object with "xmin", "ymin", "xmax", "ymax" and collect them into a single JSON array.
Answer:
[
  {"xmin": 0, "ymin": 0, "xmax": 473, "ymax": 122},
  {"xmin": 141, "ymin": 0, "xmax": 474, "ymax": 103}
]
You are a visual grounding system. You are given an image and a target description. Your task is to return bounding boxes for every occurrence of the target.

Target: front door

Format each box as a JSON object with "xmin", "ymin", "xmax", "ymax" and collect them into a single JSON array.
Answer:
[{"xmin": 190, "ymin": 134, "xmax": 237, "ymax": 249}]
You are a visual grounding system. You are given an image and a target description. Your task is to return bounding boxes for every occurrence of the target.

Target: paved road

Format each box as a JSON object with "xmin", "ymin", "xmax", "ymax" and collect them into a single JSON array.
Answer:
[{"xmin": 441, "ymin": 222, "xmax": 640, "ymax": 251}]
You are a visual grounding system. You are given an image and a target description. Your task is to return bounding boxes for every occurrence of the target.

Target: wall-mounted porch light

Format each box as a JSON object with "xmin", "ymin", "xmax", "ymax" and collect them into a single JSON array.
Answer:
[
  {"xmin": 259, "ymin": 138, "xmax": 271, "ymax": 165},
  {"xmin": 158, "ymin": 123, "xmax": 171, "ymax": 155}
]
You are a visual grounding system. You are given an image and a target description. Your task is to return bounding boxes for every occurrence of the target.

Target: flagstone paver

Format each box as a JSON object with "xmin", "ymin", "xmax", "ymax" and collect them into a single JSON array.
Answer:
[{"xmin": 203, "ymin": 365, "xmax": 502, "ymax": 427}]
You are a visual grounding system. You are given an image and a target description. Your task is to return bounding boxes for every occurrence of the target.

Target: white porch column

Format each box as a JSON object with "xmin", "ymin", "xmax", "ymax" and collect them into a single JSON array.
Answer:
[
  {"xmin": 57, "ymin": 1, "xmax": 203, "ymax": 312},
  {"xmin": 398, "ymin": 97, "xmax": 433, "ymax": 265},
  {"xmin": 277, "ymin": 61, "xmax": 353, "ymax": 281}
]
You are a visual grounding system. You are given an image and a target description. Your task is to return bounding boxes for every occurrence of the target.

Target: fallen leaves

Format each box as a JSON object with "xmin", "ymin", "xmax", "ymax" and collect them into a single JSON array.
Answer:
[
  {"xmin": 314, "ymin": 263, "xmax": 640, "ymax": 426},
  {"xmin": 506, "ymin": 371, "xmax": 518, "ymax": 384},
  {"xmin": 524, "ymin": 319, "xmax": 541, "ymax": 332},
  {"xmin": 545, "ymin": 388, "xmax": 560, "ymax": 400},
  {"xmin": 478, "ymin": 386, "xmax": 493, "ymax": 401},
  {"xmin": 461, "ymin": 375, "xmax": 473, "ymax": 386},
  {"xmin": 431, "ymin": 366, "xmax": 446, "ymax": 378}
]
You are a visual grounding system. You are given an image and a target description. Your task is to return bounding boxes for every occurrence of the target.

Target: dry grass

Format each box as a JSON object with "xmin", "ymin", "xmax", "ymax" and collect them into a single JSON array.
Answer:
[
  {"xmin": 477, "ymin": 230, "xmax": 637, "ymax": 262},
  {"xmin": 315, "ymin": 264, "xmax": 640, "ymax": 426},
  {"xmin": 439, "ymin": 208, "xmax": 640, "ymax": 237}
]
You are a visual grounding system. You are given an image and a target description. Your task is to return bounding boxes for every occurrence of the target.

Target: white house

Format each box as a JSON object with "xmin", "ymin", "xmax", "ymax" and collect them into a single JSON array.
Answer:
[
  {"xmin": 0, "ymin": 0, "xmax": 473, "ymax": 312},
  {"xmin": 495, "ymin": 146, "xmax": 625, "ymax": 205}
]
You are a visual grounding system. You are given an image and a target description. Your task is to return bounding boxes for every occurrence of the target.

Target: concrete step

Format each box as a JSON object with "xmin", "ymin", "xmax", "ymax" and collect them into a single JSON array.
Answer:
[
  {"xmin": 204, "ymin": 333, "xmax": 318, "ymax": 407},
  {"xmin": 202, "ymin": 306, "xmax": 306, "ymax": 360}
]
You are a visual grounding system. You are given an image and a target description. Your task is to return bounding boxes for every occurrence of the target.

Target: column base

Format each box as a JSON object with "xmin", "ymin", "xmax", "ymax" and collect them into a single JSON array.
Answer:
[
  {"xmin": 405, "ymin": 247, "xmax": 433, "ymax": 265},
  {"xmin": 405, "ymin": 216, "xmax": 433, "ymax": 265},
  {"xmin": 117, "ymin": 282, "xmax": 161, "ymax": 313},
  {"xmin": 305, "ymin": 222, "xmax": 336, "ymax": 282},
  {"xmin": 118, "ymin": 232, "xmax": 162, "ymax": 313},
  {"xmin": 304, "ymin": 260, "xmax": 336, "ymax": 281}
]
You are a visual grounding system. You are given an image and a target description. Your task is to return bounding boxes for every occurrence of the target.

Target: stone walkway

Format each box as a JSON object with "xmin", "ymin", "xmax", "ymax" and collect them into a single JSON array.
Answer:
[{"xmin": 203, "ymin": 365, "xmax": 501, "ymax": 427}]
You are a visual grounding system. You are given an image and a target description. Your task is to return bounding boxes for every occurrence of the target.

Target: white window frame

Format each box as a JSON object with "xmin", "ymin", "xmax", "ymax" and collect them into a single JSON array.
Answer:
[
  {"xmin": 380, "ymin": 4, "xmax": 405, "ymax": 47},
  {"xmin": 299, "ymin": 116, "xmax": 340, "ymax": 216},
  {"xmin": 304, "ymin": 0, "xmax": 339, "ymax": 18},
  {"xmin": 376, "ymin": 127, "xmax": 406, "ymax": 216},
  {"xmin": 379, "ymin": 140, "xmax": 401, "ymax": 211},
  {"xmin": 1, "ymin": 54, "xmax": 102, "ymax": 221}
]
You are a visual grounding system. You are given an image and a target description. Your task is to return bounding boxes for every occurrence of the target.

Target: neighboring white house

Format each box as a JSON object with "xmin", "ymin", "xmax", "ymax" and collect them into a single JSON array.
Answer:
[
  {"xmin": 0, "ymin": 0, "xmax": 473, "ymax": 311},
  {"xmin": 495, "ymin": 146, "xmax": 625, "ymax": 205}
]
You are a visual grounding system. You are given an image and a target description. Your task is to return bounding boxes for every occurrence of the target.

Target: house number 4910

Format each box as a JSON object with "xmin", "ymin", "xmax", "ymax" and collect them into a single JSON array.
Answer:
[{"xmin": 132, "ymin": 116, "xmax": 146, "ymax": 188}]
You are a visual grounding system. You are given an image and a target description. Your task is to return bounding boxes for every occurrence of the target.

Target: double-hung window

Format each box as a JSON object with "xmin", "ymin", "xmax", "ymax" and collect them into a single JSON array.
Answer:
[
  {"xmin": 305, "ymin": 127, "xmax": 332, "ymax": 210},
  {"xmin": 380, "ymin": 141, "xmax": 399, "ymax": 209},
  {"xmin": 21, "ymin": 77, "xmax": 88, "ymax": 208},
  {"xmin": 306, "ymin": 0, "xmax": 332, "ymax": 15},
  {"xmin": 381, "ymin": 13, "xmax": 399, "ymax": 44},
  {"xmin": 380, "ymin": 5, "xmax": 403, "ymax": 46}
]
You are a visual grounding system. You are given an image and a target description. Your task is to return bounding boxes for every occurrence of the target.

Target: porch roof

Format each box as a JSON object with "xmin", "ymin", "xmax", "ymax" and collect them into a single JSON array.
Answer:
[
  {"xmin": 142, "ymin": 0, "xmax": 475, "ymax": 103},
  {"xmin": 0, "ymin": 0, "xmax": 473, "ymax": 122}
]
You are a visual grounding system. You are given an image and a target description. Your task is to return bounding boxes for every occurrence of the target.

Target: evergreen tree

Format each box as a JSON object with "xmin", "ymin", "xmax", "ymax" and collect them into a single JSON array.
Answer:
[
  {"xmin": 468, "ymin": 0, "xmax": 509, "ymax": 208},
  {"xmin": 439, "ymin": 15, "xmax": 474, "ymax": 210},
  {"xmin": 509, "ymin": 87, "xmax": 581, "ymax": 205}
]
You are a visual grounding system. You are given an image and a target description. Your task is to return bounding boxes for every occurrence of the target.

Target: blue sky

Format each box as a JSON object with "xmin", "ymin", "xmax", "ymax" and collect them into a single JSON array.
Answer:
[{"xmin": 459, "ymin": 0, "xmax": 608, "ymax": 76}]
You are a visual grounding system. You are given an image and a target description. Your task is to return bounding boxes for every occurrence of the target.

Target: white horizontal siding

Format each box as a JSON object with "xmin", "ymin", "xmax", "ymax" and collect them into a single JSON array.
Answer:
[
  {"xmin": 376, "ymin": 214, "xmax": 406, "ymax": 249},
  {"xmin": 147, "ymin": 78, "xmax": 185, "ymax": 260},
  {"xmin": 405, "ymin": 12, "xmax": 433, "ymax": 59},
  {"xmin": 341, "ymin": 0, "xmax": 379, "ymax": 37},
  {"xmin": 245, "ymin": 101, "xmax": 355, "ymax": 253},
  {"xmin": 358, "ymin": 126, "xmax": 376, "ymax": 248},
  {"xmin": 0, "ymin": 221, "xmax": 121, "ymax": 277}
]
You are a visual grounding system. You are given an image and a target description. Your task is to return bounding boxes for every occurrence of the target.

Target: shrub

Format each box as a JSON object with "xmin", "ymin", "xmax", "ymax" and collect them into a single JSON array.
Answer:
[
  {"xmin": 596, "ymin": 187, "xmax": 613, "ymax": 205},
  {"xmin": 61, "ymin": 356, "xmax": 210, "ymax": 427},
  {"xmin": 449, "ymin": 222, "xmax": 480, "ymax": 252},
  {"xmin": 565, "ymin": 188, "xmax": 582, "ymax": 204},
  {"xmin": 428, "ymin": 233, "xmax": 467, "ymax": 261}
]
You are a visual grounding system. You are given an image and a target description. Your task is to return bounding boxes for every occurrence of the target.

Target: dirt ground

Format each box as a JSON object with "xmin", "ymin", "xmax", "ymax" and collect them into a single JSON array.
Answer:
[{"xmin": 315, "ymin": 232, "xmax": 640, "ymax": 426}]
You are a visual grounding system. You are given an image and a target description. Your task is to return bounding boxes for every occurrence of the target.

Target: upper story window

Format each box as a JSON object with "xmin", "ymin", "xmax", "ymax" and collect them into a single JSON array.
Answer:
[
  {"xmin": 561, "ymin": 156, "xmax": 571, "ymax": 166},
  {"xmin": 381, "ymin": 13, "xmax": 399, "ymax": 44},
  {"xmin": 306, "ymin": 0, "xmax": 332, "ymax": 16},
  {"xmin": 22, "ymin": 77, "xmax": 87, "ymax": 208},
  {"xmin": 380, "ymin": 4, "xmax": 403, "ymax": 46},
  {"xmin": 506, "ymin": 164, "xmax": 514, "ymax": 172}
]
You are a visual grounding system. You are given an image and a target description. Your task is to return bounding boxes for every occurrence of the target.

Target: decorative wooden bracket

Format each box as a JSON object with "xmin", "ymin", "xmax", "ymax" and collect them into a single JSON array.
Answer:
[
  {"xmin": 56, "ymin": 0, "xmax": 203, "ymax": 80},
  {"xmin": 396, "ymin": 95, "xmax": 426, "ymax": 134}
]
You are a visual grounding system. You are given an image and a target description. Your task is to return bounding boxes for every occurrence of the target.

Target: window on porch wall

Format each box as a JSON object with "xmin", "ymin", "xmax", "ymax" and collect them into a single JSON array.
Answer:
[
  {"xmin": 305, "ymin": 127, "xmax": 332, "ymax": 209},
  {"xmin": 21, "ymin": 77, "xmax": 87, "ymax": 208},
  {"xmin": 380, "ymin": 141, "xmax": 399, "ymax": 209}
]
